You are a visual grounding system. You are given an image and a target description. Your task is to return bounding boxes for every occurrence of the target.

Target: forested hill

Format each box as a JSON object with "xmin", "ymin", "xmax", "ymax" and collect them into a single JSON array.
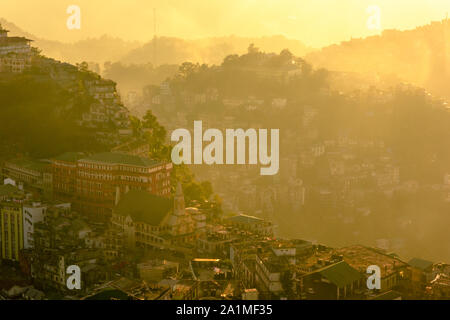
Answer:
[
  {"xmin": 0, "ymin": 57, "xmax": 113, "ymax": 158},
  {"xmin": 306, "ymin": 19, "xmax": 450, "ymax": 99},
  {"xmin": 120, "ymin": 35, "xmax": 311, "ymax": 66}
]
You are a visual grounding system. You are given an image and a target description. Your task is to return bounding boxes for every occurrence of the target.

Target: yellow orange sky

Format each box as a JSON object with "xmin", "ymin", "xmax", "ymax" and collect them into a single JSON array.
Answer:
[{"xmin": 1, "ymin": 0, "xmax": 450, "ymax": 47}]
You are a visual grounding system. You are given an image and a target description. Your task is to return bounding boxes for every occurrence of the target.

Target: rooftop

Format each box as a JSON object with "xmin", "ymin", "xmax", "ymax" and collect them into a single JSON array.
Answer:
[
  {"xmin": 370, "ymin": 290, "xmax": 402, "ymax": 300},
  {"xmin": 333, "ymin": 245, "xmax": 408, "ymax": 277},
  {"xmin": 115, "ymin": 190, "xmax": 173, "ymax": 226},
  {"xmin": 52, "ymin": 152, "xmax": 86, "ymax": 163},
  {"xmin": 314, "ymin": 261, "xmax": 363, "ymax": 288},
  {"xmin": 5, "ymin": 158, "xmax": 48, "ymax": 172},
  {"xmin": 228, "ymin": 214, "xmax": 264, "ymax": 224},
  {"xmin": 408, "ymin": 258, "xmax": 434, "ymax": 271},
  {"xmin": 0, "ymin": 184, "xmax": 19, "ymax": 197},
  {"xmin": 0, "ymin": 36, "xmax": 32, "ymax": 44}
]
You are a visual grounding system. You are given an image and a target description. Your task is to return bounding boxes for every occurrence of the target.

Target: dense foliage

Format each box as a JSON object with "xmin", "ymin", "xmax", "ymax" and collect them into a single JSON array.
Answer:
[{"xmin": 0, "ymin": 72, "xmax": 104, "ymax": 158}]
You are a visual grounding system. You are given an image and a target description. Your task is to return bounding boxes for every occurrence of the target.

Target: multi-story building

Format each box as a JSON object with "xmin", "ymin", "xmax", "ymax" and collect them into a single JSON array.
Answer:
[
  {"xmin": 51, "ymin": 152, "xmax": 85, "ymax": 203},
  {"xmin": 225, "ymin": 214, "xmax": 274, "ymax": 237},
  {"xmin": 300, "ymin": 260, "xmax": 363, "ymax": 300},
  {"xmin": 2, "ymin": 158, "xmax": 48, "ymax": 189},
  {"xmin": 76, "ymin": 152, "xmax": 172, "ymax": 220},
  {"xmin": 22, "ymin": 202, "xmax": 48, "ymax": 250},
  {"xmin": 82, "ymin": 78, "xmax": 130, "ymax": 128},
  {"xmin": 2, "ymin": 158, "xmax": 53, "ymax": 200},
  {"xmin": 1, "ymin": 195, "xmax": 75, "ymax": 262},
  {"xmin": 230, "ymin": 241, "xmax": 261, "ymax": 289},
  {"xmin": 254, "ymin": 248, "xmax": 293, "ymax": 299},
  {"xmin": 31, "ymin": 248, "xmax": 108, "ymax": 292},
  {"xmin": 51, "ymin": 152, "xmax": 172, "ymax": 220}
]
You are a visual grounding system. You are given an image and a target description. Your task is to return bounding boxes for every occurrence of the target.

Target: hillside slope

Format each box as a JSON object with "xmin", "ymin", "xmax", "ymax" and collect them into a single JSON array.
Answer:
[
  {"xmin": 120, "ymin": 35, "xmax": 312, "ymax": 65},
  {"xmin": 306, "ymin": 19, "xmax": 450, "ymax": 98}
]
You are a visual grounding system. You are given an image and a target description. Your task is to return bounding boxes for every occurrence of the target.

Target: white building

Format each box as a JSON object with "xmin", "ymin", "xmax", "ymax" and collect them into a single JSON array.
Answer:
[
  {"xmin": 22, "ymin": 202, "xmax": 71, "ymax": 249},
  {"xmin": 22, "ymin": 203, "xmax": 47, "ymax": 249}
]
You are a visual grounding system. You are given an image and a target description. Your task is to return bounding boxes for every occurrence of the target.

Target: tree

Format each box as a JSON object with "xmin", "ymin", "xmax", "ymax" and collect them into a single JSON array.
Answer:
[
  {"xmin": 129, "ymin": 115, "xmax": 142, "ymax": 137},
  {"xmin": 200, "ymin": 181, "xmax": 213, "ymax": 200},
  {"xmin": 178, "ymin": 62, "xmax": 199, "ymax": 79},
  {"xmin": 247, "ymin": 43, "xmax": 259, "ymax": 55},
  {"xmin": 280, "ymin": 269, "xmax": 294, "ymax": 297},
  {"xmin": 76, "ymin": 61, "xmax": 89, "ymax": 72},
  {"xmin": 143, "ymin": 110, "xmax": 168, "ymax": 159}
]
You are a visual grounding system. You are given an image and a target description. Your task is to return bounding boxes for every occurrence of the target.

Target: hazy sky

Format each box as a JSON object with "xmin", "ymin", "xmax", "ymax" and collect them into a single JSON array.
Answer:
[{"xmin": 1, "ymin": 0, "xmax": 450, "ymax": 47}]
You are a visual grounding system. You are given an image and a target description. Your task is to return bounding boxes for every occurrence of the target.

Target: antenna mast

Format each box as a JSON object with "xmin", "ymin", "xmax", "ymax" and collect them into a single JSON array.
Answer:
[{"xmin": 153, "ymin": 8, "xmax": 157, "ymax": 67}]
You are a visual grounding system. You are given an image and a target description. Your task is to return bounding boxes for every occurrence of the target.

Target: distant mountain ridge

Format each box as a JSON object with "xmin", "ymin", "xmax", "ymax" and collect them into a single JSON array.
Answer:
[
  {"xmin": 0, "ymin": 18, "xmax": 142, "ymax": 65},
  {"xmin": 120, "ymin": 35, "xmax": 312, "ymax": 65},
  {"xmin": 4, "ymin": 16, "xmax": 449, "ymax": 101},
  {"xmin": 0, "ymin": 18, "xmax": 311, "ymax": 67}
]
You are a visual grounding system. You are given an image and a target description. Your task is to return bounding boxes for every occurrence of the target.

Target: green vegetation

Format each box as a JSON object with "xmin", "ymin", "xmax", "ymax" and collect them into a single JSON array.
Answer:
[
  {"xmin": 131, "ymin": 109, "xmax": 220, "ymax": 206},
  {"xmin": 0, "ymin": 72, "xmax": 105, "ymax": 157},
  {"xmin": 169, "ymin": 45, "xmax": 328, "ymax": 98}
]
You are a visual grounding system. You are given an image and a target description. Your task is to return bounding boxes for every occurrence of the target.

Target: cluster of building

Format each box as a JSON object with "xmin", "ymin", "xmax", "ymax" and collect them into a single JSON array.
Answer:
[
  {"xmin": 0, "ymin": 27, "xmax": 132, "ymax": 143},
  {"xmin": 140, "ymin": 81, "xmax": 450, "ymax": 262},
  {"xmin": 0, "ymin": 149, "xmax": 213, "ymax": 299},
  {"xmin": 230, "ymin": 238, "xmax": 450, "ymax": 300},
  {"xmin": 37, "ymin": 57, "xmax": 132, "ymax": 133},
  {"xmin": 81, "ymin": 78, "xmax": 131, "ymax": 130},
  {"xmin": 1, "ymin": 159, "xmax": 449, "ymax": 300},
  {"xmin": 1, "ymin": 29, "xmax": 449, "ymax": 300},
  {"xmin": 2, "ymin": 152, "xmax": 173, "ymax": 221}
]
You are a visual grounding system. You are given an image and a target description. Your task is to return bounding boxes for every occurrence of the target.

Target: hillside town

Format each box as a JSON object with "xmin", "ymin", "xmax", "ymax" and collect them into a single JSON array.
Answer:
[
  {"xmin": 134, "ymin": 47, "xmax": 450, "ymax": 263},
  {"xmin": 1, "ymin": 160, "xmax": 449, "ymax": 300}
]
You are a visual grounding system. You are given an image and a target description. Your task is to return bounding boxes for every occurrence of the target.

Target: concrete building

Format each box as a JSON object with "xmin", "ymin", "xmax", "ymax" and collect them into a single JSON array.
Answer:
[
  {"xmin": 22, "ymin": 202, "xmax": 47, "ymax": 249},
  {"xmin": 1, "ymin": 201, "xmax": 24, "ymax": 261},
  {"xmin": 226, "ymin": 214, "xmax": 274, "ymax": 237},
  {"xmin": 0, "ymin": 23, "xmax": 33, "ymax": 73},
  {"xmin": 301, "ymin": 261, "xmax": 363, "ymax": 300},
  {"xmin": 51, "ymin": 152, "xmax": 172, "ymax": 220},
  {"xmin": 2, "ymin": 158, "xmax": 50, "ymax": 196}
]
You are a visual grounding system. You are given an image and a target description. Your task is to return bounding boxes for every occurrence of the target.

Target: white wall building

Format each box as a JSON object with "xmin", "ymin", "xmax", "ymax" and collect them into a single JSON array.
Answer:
[{"xmin": 22, "ymin": 203, "xmax": 47, "ymax": 249}]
